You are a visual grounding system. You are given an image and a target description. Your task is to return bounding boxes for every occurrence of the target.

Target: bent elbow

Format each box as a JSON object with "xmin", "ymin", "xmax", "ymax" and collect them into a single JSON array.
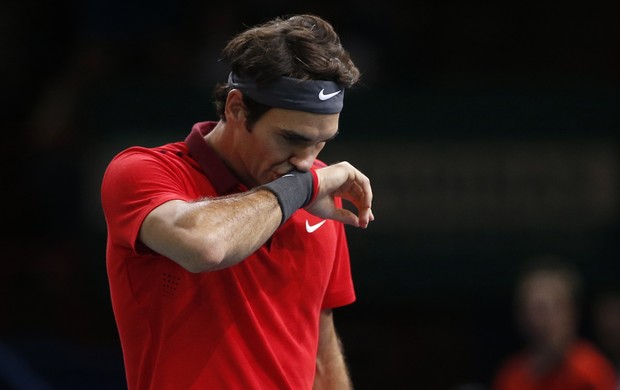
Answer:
[
  {"xmin": 182, "ymin": 261, "xmax": 213, "ymax": 274},
  {"xmin": 182, "ymin": 238, "xmax": 228, "ymax": 273}
]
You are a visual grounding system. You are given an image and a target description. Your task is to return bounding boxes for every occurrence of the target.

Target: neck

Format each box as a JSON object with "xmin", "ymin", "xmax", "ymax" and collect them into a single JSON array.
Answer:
[{"xmin": 204, "ymin": 121, "xmax": 253, "ymax": 187}]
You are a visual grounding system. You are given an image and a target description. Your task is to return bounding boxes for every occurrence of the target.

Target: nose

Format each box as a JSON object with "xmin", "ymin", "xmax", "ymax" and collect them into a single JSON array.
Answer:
[{"xmin": 289, "ymin": 145, "xmax": 321, "ymax": 172}]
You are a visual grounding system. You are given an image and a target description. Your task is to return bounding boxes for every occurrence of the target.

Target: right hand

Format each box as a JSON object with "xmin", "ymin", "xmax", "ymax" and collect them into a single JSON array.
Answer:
[{"xmin": 305, "ymin": 161, "xmax": 374, "ymax": 228}]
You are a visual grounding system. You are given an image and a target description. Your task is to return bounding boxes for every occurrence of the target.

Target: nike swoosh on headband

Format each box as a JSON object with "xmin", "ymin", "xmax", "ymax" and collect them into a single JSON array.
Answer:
[{"xmin": 318, "ymin": 89, "xmax": 342, "ymax": 101}]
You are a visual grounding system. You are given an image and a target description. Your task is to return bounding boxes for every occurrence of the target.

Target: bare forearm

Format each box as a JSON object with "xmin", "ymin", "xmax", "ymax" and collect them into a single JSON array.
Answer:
[
  {"xmin": 186, "ymin": 189, "xmax": 282, "ymax": 267},
  {"xmin": 140, "ymin": 188, "xmax": 282, "ymax": 272}
]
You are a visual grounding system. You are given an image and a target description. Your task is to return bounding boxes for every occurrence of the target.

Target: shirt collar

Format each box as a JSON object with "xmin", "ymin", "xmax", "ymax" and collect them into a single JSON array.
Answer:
[{"xmin": 185, "ymin": 121, "xmax": 243, "ymax": 195}]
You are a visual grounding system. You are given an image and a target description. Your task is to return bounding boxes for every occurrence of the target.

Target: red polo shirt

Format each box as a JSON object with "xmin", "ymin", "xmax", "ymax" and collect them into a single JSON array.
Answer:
[
  {"xmin": 101, "ymin": 121, "xmax": 356, "ymax": 390},
  {"xmin": 493, "ymin": 340, "xmax": 618, "ymax": 390}
]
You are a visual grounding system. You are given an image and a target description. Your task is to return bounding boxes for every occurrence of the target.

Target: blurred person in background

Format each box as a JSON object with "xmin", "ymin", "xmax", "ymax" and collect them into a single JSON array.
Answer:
[
  {"xmin": 101, "ymin": 13, "xmax": 373, "ymax": 390},
  {"xmin": 492, "ymin": 256, "xmax": 617, "ymax": 390}
]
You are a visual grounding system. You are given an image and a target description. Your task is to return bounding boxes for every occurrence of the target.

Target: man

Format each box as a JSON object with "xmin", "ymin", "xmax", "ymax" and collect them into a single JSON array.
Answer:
[
  {"xmin": 492, "ymin": 257, "xmax": 617, "ymax": 390},
  {"xmin": 101, "ymin": 14, "xmax": 373, "ymax": 389}
]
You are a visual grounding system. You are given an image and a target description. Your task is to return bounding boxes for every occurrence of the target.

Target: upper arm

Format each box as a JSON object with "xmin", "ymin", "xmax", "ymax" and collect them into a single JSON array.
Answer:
[
  {"xmin": 317, "ymin": 309, "xmax": 337, "ymax": 352},
  {"xmin": 101, "ymin": 149, "xmax": 191, "ymax": 252},
  {"xmin": 138, "ymin": 199, "xmax": 207, "ymax": 271},
  {"xmin": 317, "ymin": 309, "xmax": 345, "ymax": 366},
  {"xmin": 314, "ymin": 309, "xmax": 352, "ymax": 389},
  {"xmin": 102, "ymin": 148, "xmax": 237, "ymax": 272}
]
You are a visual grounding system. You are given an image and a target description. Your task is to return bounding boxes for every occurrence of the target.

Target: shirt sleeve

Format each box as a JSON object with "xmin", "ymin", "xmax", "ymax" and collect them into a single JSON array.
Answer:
[{"xmin": 101, "ymin": 147, "xmax": 193, "ymax": 253}]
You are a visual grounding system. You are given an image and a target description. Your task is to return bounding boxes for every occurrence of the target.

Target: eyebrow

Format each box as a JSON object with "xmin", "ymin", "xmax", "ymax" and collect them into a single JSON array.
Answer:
[{"xmin": 281, "ymin": 129, "xmax": 340, "ymax": 143}]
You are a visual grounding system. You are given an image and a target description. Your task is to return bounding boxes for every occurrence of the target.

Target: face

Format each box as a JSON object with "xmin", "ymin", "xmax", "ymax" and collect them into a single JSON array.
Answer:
[
  {"xmin": 233, "ymin": 108, "xmax": 340, "ymax": 187},
  {"xmin": 516, "ymin": 272, "xmax": 576, "ymax": 350}
]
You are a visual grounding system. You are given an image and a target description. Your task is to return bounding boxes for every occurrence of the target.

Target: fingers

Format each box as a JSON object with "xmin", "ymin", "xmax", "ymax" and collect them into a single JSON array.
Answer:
[
  {"xmin": 311, "ymin": 161, "xmax": 374, "ymax": 228},
  {"xmin": 340, "ymin": 164, "xmax": 373, "ymax": 228},
  {"xmin": 358, "ymin": 206, "xmax": 373, "ymax": 228},
  {"xmin": 334, "ymin": 208, "xmax": 360, "ymax": 227}
]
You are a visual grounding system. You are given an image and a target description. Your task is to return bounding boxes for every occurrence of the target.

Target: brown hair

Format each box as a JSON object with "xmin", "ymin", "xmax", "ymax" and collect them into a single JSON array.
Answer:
[{"xmin": 212, "ymin": 14, "xmax": 361, "ymax": 126}]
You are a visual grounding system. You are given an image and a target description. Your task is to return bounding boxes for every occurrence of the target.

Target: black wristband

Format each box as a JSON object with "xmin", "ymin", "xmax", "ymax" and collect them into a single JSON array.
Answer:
[{"xmin": 261, "ymin": 170, "xmax": 314, "ymax": 225}]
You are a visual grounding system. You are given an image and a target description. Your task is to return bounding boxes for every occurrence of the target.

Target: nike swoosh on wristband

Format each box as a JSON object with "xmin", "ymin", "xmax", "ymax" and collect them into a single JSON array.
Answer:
[
  {"xmin": 305, "ymin": 219, "xmax": 326, "ymax": 233},
  {"xmin": 318, "ymin": 89, "xmax": 341, "ymax": 101}
]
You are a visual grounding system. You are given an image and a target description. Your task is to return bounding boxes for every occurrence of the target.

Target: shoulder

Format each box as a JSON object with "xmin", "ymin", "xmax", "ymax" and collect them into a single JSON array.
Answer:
[
  {"xmin": 568, "ymin": 340, "xmax": 618, "ymax": 386},
  {"xmin": 108, "ymin": 142, "xmax": 186, "ymax": 166},
  {"xmin": 570, "ymin": 339, "xmax": 615, "ymax": 367},
  {"xmin": 104, "ymin": 143, "xmax": 188, "ymax": 178},
  {"xmin": 102, "ymin": 142, "xmax": 190, "ymax": 197}
]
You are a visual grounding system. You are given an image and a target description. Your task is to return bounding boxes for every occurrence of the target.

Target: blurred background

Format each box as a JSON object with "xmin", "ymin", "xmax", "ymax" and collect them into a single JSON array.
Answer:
[{"xmin": 1, "ymin": 0, "xmax": 618, "ymax": 388}]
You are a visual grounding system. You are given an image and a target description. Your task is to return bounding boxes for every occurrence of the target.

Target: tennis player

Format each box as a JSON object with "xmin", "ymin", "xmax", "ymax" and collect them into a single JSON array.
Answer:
[{"xmin": 101, "ymin": 14, "xmax": 373, "ymax": 389}]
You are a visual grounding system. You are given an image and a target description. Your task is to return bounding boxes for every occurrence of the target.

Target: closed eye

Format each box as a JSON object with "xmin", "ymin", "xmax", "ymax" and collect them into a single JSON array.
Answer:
[
  {"xmin": 280, "ymin": 130, "xmax": 339, "ymax": 145},
  {"xmin": 281, "ymin": 131, "xmax": 311, "ymax": 144}
]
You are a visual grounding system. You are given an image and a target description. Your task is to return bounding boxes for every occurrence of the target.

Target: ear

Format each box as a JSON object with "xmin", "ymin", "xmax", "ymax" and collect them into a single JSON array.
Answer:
[{"xmin": 224, "ymin": 89, "xmax": 247, "ymax": 124}]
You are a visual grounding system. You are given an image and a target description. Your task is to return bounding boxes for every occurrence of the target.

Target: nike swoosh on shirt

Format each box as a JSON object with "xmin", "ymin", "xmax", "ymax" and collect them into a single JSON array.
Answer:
[
  {"xmin": 318, "ymin": 89, "xmax": 341, "ymax": 101},
  {"xmin": 305, "ymin": 219, "xmax": 326, "ymax": 233}
]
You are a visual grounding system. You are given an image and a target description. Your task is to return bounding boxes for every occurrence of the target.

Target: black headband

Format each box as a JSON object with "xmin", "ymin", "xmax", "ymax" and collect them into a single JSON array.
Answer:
[{"xmin": 228, "ymin": 72, "xmax": 344, "ymax": 114}]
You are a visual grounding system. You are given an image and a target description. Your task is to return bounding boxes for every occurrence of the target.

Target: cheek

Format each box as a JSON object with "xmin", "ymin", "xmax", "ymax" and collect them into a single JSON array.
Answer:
[
  {"xmin": 256, "ymin": 144, "xmax": 288, "ymax": 166},
  {"xmin": 249, "ymin": 137, "xmax": 276, "ymax": 161},
  {"xmin": 252, "ymin": 145, "xmax": 290, "ymax": 179}
]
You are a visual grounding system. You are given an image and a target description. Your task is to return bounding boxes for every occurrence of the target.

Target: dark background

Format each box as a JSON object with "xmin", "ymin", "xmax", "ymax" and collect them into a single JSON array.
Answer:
[{"xmin": 2, "ymin": 0, "xmax": 619, "ymax": 389}]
